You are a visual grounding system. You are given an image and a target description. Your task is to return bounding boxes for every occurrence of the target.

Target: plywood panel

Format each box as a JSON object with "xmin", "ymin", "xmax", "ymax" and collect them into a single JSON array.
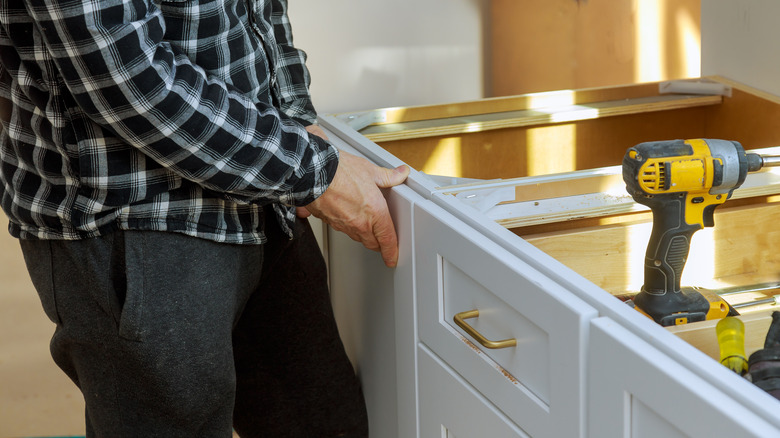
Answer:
[
  {"xmin": 669, "ymin": 312, "xmax": 775, "ymax": 362},
  {"xmin": 365, "ymin": 79, "xmax": 780, "ymax": 181},
  {"xmin": 362, "ymin": 94, "xmax": 721, "ymax": 143},
  {"xmin": 490, "ymin": 0, "xmax": 701, "ymax": 96},
  {"xmin": 703, "ymin": 78, "xmax": 780, "ymax": 149},
  {"xmin": 521, "ymin": 201, "xmax": 780, "ymax": 296},
  {"xmin": 378, "ymin": 105, "xmax": 712, "ymax": 180},
  {"xmin": 351, "ymin": 81, "xmax": 664, "ymax": 126}
]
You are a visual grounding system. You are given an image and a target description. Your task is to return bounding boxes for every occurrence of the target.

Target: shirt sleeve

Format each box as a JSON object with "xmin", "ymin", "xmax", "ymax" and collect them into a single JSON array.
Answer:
[
  {"xmin": 25, "ymin": 0, "xmax": 337, "ymax": 207},
  {"xmin": 269, "ymin": 0, "xmax": 319, "ymax": 125}
]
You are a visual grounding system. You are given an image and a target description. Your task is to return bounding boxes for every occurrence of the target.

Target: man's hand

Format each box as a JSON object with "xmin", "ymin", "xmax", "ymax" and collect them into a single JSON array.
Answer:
[{"xmin": 301, "ymin": 149, "xmax": 410, "ymax": 267}]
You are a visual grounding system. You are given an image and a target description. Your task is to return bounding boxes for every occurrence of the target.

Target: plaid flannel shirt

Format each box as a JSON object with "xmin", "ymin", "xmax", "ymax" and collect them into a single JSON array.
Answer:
[{"xmin": 0, "ymin": 0, "xmax": 338, "ymax": 244}]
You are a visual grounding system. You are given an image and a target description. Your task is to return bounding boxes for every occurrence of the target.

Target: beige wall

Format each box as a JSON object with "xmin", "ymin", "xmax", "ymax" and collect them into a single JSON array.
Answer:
[
  {"xmin": 0, "ymin": 215, "xmax": 85, "ymax": 436},
  {"xmin": 702, "ymin": 0, "xmax": 780, "ymax": 97},
  {"xmin": 289, "ymin": 0, "xmax": 488, "ymax": 114}
]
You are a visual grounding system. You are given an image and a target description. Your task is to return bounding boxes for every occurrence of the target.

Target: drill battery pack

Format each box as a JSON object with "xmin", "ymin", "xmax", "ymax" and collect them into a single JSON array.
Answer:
[{"xmin": 632, "ymin": 286, "xmax": 738, "ymax": 326}]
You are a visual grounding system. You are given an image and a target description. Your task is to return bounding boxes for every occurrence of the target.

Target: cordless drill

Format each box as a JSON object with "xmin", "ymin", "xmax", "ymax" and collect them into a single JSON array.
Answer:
[{"xmin": 623, "ymin": 139, "xmax": 776, "ymax": 326}]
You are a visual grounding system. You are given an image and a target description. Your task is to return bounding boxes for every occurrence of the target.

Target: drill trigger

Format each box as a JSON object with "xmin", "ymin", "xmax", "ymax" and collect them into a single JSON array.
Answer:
[{"xmin": 702, "ymin": 204, "xmax": 718, "ymax": 227}]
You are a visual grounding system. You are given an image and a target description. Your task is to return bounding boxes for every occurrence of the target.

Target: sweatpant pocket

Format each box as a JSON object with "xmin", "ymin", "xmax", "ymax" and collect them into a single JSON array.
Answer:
[{"xmin": 113, "ymin": 231, "xmax": 146, "ymax": 342}]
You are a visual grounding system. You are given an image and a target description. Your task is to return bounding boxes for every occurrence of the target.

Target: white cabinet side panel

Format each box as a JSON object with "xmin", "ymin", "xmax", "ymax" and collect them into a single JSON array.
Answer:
[
  {"xmin": 326, "ymin": 135, "xmax": 422, "ymax": 438},
  {"xmin": 328, "ymin": 220, "xmax": 399, "ymax": 438}
]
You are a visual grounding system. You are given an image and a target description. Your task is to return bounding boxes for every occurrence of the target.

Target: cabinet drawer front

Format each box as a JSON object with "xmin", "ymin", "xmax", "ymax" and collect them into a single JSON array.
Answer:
[
  {"xmin": 415, "ymin": 200, "xmax": 597, "ymax": 438},
  {"xmin": 418, "ymin": 345, "xmax": 529, "ymax": 438},
  {"xmin": 588, "ymin": 317, "xmax": 779, "ymax": 438}
]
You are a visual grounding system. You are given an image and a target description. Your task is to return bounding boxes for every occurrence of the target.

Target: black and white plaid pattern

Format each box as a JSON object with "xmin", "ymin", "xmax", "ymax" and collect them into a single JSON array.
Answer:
[{"xmin": 0, "ymin": 0, "xmax": 336, "ymax": 244}]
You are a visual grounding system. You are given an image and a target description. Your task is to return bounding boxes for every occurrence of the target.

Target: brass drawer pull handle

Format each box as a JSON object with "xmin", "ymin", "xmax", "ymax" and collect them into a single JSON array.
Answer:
[{"xmin": 453, "ymin": 309, "xmax": 517, "ymax": 349}]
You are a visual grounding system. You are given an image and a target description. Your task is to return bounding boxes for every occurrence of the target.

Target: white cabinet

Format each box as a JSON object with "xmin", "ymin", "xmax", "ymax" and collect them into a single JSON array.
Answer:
[
  {"xmin": 319, "ymin": 78, "xmax": 780, "ymax": 437},
  {"xmin": 588, "ymin": 317, "xmax": 779, "ymax": 438},
  {"xmin": 418, "ymin": 345, "xmax": 529, "ymax": 438},
  {"xmin": 414, "ymin": 199, "xmax": 596, "ymax": 438}
]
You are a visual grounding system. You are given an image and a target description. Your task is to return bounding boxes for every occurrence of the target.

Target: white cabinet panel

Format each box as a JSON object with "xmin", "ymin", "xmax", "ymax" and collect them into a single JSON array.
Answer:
[
  {"xmin": 418, "ymin": 345, "xmax": 529, "ymax": 438},
  {"xmin": 323, "ymin": 127, "xmax": 424, "ymax": 438},
  {"xmin": 443, "ymin": 260, "xmax": 550, "ymax": 402},
  {"xmin": 415, "ymin": 199, "xmax": 597, "ymax": 438},
  {"xmin": 588, "ymin": 317, "xmax": 779, "ymax": 438}
]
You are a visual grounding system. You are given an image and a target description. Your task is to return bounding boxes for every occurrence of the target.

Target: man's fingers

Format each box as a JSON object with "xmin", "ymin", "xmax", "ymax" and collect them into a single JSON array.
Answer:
[
  {"xmin": 372, "ymin": 215, "xmax": 400, "ymax": 267},
  {"xmin": 328, "ymin": 213, "xmax": 399, "ymax": 268}
]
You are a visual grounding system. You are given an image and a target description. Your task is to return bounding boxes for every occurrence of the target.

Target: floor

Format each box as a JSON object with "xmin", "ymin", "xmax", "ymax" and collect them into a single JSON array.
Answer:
[{"xmin": 0, "ymin": 215, "xmax": 86, "ymax": 436}]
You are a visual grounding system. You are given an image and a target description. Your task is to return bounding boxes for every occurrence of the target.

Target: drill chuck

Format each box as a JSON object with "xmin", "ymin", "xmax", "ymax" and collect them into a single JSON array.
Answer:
[{"xmin": 754, "ymin": 154, "xmax": 780, "ymax": 170}]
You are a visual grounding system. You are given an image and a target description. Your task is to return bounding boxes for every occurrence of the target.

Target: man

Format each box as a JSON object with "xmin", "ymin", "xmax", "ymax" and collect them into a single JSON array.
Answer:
[{"xmin": 0, "ymin": 0, "xmax": 408, "ymax": 436}]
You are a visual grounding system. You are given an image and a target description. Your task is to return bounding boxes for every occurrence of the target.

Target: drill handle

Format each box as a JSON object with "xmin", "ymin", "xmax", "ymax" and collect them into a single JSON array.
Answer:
[{"xmin": 643, "ymin": 195, "xmax": 702, "ymax": 295}]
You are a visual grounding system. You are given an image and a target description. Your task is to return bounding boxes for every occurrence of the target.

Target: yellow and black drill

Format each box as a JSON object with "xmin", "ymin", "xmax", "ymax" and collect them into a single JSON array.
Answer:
[{"xmin": 623, "ymin": 139, "xmax": 780, "ymax": 326}]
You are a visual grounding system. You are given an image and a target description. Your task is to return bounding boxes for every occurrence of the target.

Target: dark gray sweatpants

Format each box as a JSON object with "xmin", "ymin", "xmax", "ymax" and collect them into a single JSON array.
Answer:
[{"xmin": 19, "ymin": 214, "xmax": 368, "ymax": 437}]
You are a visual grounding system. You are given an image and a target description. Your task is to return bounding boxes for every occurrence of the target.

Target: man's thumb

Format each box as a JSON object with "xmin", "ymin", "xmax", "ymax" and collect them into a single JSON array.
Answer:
[{"xmin": 376, "ymin": 165, "xmax": 410, "ymax": 188}]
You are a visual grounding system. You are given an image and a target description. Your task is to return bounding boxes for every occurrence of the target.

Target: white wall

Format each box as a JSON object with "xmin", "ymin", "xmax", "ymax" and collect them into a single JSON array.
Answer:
[
  {"xmin": 702, "ymin": 0, "xmax": 780, "ymax": 96},
  {"xmin": 288, "ymin": 0, "xmax": 487, "ymax": 114}
]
